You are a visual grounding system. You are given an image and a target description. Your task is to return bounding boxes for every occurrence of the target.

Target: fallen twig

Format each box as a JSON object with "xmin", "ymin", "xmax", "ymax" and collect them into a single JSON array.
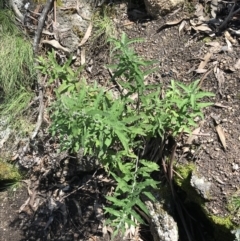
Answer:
[
  {"xmin": 19, "ymin": 0, "xmax": 52, "ymax": 159},
  {"xmin": 33, "ymin": 0, "xmax": 54, "ymax": 54},
  {"xmin": 19, "ymin": 75, "xmax": 45, "ymax": 160},
  {"xmin": 219, "ymin": 0, "xmax": 240, "ymax": 31},
  {"xmin": 31, "ymin": 87, "xmax": 44, "ymax": 140}
]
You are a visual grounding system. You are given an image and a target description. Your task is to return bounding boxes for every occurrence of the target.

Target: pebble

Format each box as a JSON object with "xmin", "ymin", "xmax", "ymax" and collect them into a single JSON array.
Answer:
[
  {"xmin": 207, "ymin": 138, "xmax": 214, "ymax": 143},
  {"xmin": 232, "ymin": 163, "xmax": 239, "ymax": 171}
]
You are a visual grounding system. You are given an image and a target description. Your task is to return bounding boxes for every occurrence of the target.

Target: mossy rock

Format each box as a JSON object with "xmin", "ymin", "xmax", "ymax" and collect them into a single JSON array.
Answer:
[
  {"xmin": 174, "ymin": 162, "xmax": 204, "ymax": 205},
  {"xmin": 207, "ymin": 215, "xmax": 235, "ymax": 241},
  {"xmin": 0, "ymin": 160, "xmax": 21, "ymax": 182},
  {"xmin": 174, "ymin": 162, "xmax": 237, "ymax": 241}
]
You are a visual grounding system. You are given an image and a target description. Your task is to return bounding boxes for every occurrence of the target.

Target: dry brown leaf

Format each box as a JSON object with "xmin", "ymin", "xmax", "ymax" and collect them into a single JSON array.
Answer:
[
  {"xmin": 198, "ymin": 52, "xmax": 212, "ymax": 70},
  {"xmin": 192, "ymin": 25, "xmax": 212, "ymax": 32},
  {"xmin": 214, "ymin": 66, "xmax": 225, "ymax": 96},
  {"xmin": 211, "ymin": 0, "xmax": 218, "ymax": 18},
  {"xmin": 213, "ymin": 103, "xmax": 229, "ymax": 108},
  {"xmin": 94, "ymin": 202, "xmax": 104, "ymax": 221},
  {"xmin": 186, "ymin": 66, "xmax": 195, "ymax": 74},
  {"xmin": 80, "ymin": 47, "xmax": 86, "ymax": 65},
  {"xmin": 234, "ymin": 59, "xmax": 240, "ymax": 69},
  {"xmin": 19, "ymin": 197, "xmax": 30, "ymax": 213},
  {"xmin": 216, "ymin": 125, "xmax": 226, "ymax": 150},
  {"xmin": 11, "ymin": 153, "xmax": 19, "ymax": 161},
  {"xmin": 189, "ymin": 19, "xmax": 197, "ymax": 26},
  {"xmin": 198, "ymin": 68, "xmax": 213, "ymax": 88},
  {"xmin": 206, "ymin": 41, "xmax": 221, "ymax": 47},
  {"xmin": 42, "ymin": 39, "xmax": 70, "ymax": 53},
  {"xmin": 123, "ymin": 20, "xmax": 134, "ymax": 26},
  {"xmin": 225, "ymin": 37, "xmax": 233, "ymax": 52},
  {"xmin": 186, "ymin": 127, "xmax": 201, "ymax": 145},
  {"xmin": 157, "ymin": 18, "xmax": 189, "ymax": 32},
  {"xmin": 166, "ymin": 19, "xmax": 185, "ymax": 25},
  {"xmin": 229, "ymin": 28, "xmax": 240, "ymax": 36},
  {"xmin": 102, "ymin": 225, "xmax": 108, "ymax": 235},
  {"xmin": 183, "ymin": 146, "xmax": 190, "ymax": 153},
  {"xmin": 179, "ymin": 20, "xmax": 187, "ymax": 35},
  {"xmin": 194, "ymin": 3, "xmax": 204, "ymax": 17},
  {"xmin": 79, "ymin": 22, "xmax": 92, "ymax": 47},
  {"xmin": 207, "ymin": 42, "xmax": 222, "ymax": 53},
  {"xmin": 195, "ymin": 68, "xmax": 208, "ymax": 73},
  {"xmin": 224, "ymin": 31, "xmax": 237, "ymax": 44}
]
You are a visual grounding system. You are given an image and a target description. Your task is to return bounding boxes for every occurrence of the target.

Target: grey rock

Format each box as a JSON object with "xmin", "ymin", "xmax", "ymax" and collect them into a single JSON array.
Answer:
[
  {"xmin": 146, "ymin": 200, "xmax": 179, "ymax": 241},
  {"xmin": 190, "ymin": 170, "xmax": 212, "ymax": 200}
]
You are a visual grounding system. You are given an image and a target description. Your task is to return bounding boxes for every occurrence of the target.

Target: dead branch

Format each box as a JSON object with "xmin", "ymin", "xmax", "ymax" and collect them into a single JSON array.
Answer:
[
  {"xmin": 33, "ymin": 0, "xmax": 54, "ymax": 54},
  {"xmin": 31, "ymin": 86, "xmax": 44, "ymax": 140},
  {"xmin": 19, "ymin": 0, "xmax": 53, "ymax": 160},
  {"xmin": 219, "ymin": 0, "xmax": 240, "ymax": 31}
]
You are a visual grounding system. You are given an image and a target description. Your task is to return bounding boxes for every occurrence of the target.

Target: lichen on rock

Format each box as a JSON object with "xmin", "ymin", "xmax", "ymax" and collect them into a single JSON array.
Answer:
[{"xmin": 146, "ymin": 200, "xmax": 179, "ymax": 241}]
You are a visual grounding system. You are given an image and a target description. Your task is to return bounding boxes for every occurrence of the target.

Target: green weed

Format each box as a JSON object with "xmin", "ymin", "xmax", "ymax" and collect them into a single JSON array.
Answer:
[
  {"xmin": 92, "ymin": 5, "xmax": 116, "ymax": 47},
  {"xmin": 36, "ymin": 49, "xmax": 83, "ymax": 95},
  {"xmin": 228, "ymin": 192, "xmax": 240, "ymax": 214},
  {"xmin": 47, "ymin": 32, "xmax": 214, "ymax": 237}
]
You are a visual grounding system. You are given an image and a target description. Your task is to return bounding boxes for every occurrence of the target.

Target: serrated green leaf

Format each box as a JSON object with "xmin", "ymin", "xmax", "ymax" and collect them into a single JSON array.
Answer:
[
  {"xmin": 143, "ymin": 191, "xmax": 156, "ymax": 201},
  {"xmin": 114, "ymin": 129, "xmax": 129, "ymax": 152},
  {"xmin": 136, "ymin": 199, "xmax": 150, "ymax": 215},
  {"xmin": 195, "ymin": 91, "xmax": 215, "ymax": 99},
  {"xmin": 124, "ymin": 218, "xmax": 136, "ymax": 227},
  {"xmin": 104, "ymin": 207, "xmax": 121, "ymax": 217},
  {"xmin": 197, "ymin": 102, "xmax": 213, "ymax": 108},
  {"xmin": 131, "ymin": 209, "xmax": 145, "ymax": 224},
  {"xmin": 176, "ymin": 82, "xmax": 190, "ymax": 93},
  {"xmin": 106, "ymin": 196, "xmax": 127, "ymax": 207}
]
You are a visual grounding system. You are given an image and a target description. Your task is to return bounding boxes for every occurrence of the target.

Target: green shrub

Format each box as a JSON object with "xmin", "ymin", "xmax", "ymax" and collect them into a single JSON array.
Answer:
[{"xmin": 45, "ymin": 32, "xmax": 214, "ymax": 236}]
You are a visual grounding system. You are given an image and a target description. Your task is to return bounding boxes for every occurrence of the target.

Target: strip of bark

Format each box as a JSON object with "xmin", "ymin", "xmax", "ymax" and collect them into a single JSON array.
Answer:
[{"xmin": 9, "ymin": 0, "xmax": 24, "ymax": 22}]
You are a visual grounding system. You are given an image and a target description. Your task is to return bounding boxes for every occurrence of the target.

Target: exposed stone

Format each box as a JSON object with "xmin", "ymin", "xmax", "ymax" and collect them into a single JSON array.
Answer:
[
  {"xmin": 190, "ymin": 170, "xmax": 212, "ymax": 200},
  {"xmin": 12, "ymin": 0, "xmax": 94, "ymax": 53},
  {"xmin": 54, "ymin": 0, "xmax": 93, "ymax": 52},
  {"xmin": 231, "ymin": 229, "xmax": 240, "ymax": 241},
  {"xmin": 144, "ymin": 0, "xmax": 184, "ymax": 18},
  {"xmin": 146, "ymin": 200, "xmax": 179, "ymax": 241}
]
